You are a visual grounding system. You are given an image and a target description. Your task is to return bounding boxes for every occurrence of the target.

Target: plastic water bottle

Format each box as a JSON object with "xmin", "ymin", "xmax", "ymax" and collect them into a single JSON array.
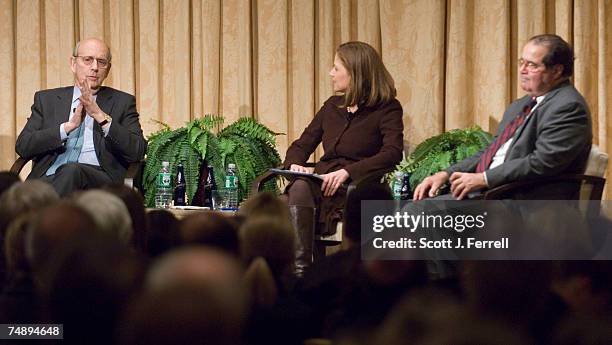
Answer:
[
  {"xmin": 155, "ymin": 161, "xmax": 173, "ymax": 208},
  {"xmin": 224, "ymin": 163, "xmax": 239, "ymax": 209},
  {"xmin": 392, "ymin": 171, "xmax": 404, "ymax": 200},
  {"xmin": 173, "ymin": 163, "xmax": 187, "ymax": 206}
]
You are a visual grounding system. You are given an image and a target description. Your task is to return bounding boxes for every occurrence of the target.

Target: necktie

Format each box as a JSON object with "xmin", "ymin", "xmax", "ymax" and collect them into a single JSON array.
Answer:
[
  {"xmin": 475, "ymin": 97, "xmax": 538, "ymax": 173},
  {"xmin": 46, "ymin": 100, "xmax": 85, "ymax": 175}
]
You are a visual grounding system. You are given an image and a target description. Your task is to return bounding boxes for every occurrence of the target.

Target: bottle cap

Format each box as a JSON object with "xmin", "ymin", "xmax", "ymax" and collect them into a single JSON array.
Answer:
[
  {"xmin": 394, "ymin": 171, "xmax": 403, "ymax": 177},
  {"xmin": 228, "ymin": 163, "xmax": 236, "ymax": 169},
  {"xmin": 162, "ymin": 161, "xmax": 169, "ymax": 167}
]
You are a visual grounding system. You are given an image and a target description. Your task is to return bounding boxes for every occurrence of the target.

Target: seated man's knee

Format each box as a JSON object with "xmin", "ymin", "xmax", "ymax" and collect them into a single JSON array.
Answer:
[
  {"xmin": 57, "ymin": 163, "xmax": 85, "ymax": 179},
  {"xmin": 50, "ymin": 163, "xmax": 87, "ymax": 197}
]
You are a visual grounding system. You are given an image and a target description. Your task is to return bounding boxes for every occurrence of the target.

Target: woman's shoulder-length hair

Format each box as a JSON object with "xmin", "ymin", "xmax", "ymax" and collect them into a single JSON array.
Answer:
[{"xmin": 336, "ymin": 41, "xmax": 396, "ymax": 108}]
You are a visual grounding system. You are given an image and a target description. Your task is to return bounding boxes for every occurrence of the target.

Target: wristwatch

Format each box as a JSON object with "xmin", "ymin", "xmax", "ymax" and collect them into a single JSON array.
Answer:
[{"xmin": 99, "ymin": 114, "xmax": 112, "ymax": 127}]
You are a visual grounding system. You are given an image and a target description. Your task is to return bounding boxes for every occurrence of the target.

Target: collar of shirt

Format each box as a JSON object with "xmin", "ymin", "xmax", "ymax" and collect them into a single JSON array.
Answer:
[
  {"xmin": 529, "ymin": 94, "xmax": 547, "ymax": 114},
  {"xmin": 72, "ymin": 86, "xmax": 97, "ymax": 104}
]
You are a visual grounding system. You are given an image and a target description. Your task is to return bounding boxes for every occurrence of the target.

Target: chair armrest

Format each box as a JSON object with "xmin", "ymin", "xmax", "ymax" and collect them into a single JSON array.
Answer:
[
  {"xmin": 251, "ymin": 164, "xmax": 392, "ymax": 198},
  {"xmin": 124, "ymin": 160, "xmax": 144, "ymax": 191},
  {"xmin": 482, "ymin": 174, "xmax": 606, "ymax": 200},
  {"xmin": 346, "ymin": 168, "xmax": 394, "ymax": 197},
  {"xmin": 10, "ymin": 157, "xmax": 29, "ymax": 175}
]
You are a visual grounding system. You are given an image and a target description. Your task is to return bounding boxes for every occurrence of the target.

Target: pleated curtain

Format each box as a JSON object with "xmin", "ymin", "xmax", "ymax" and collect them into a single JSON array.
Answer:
[{"xmin": 0, "ymin": 0, "xmax": 610, "ymax": 199}]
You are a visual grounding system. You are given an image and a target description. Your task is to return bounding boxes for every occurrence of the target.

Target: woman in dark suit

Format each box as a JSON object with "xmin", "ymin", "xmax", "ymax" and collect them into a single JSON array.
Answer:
[{"xmin": 284, "ymin": 41, "xmax": 404, "ymax": 274}]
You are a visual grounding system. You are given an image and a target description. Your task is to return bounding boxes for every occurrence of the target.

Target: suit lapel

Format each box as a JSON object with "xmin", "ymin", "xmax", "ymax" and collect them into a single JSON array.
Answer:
[
  {"xmin": 93, "ymin": 87, "xmax": 115, "ymax": 156},
  {"xmin": 54, "ymin": 86, "xmax": 75, "ymax": 127},
  {"xmin": 505, "ymin": 82, "xmax": 570, "ymax": 157},
  {"xmin": 507, "ymin": 96, "xmax": 536, "ymax": 148}
]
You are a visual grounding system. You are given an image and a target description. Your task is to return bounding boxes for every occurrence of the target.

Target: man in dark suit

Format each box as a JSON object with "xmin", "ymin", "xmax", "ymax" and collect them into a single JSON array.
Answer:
[
  {"xmin": 414, "ymin": 34, "xmax": 592, "ymax": 201},
  {"xmin": 15, "ymin": 38, "xmax": 146, "ymax": 197}
]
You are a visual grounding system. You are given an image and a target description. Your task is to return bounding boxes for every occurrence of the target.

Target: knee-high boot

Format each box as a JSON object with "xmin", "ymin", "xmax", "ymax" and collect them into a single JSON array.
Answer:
[{"xmin": 289, "ymin": 205, "xmax": 316, "ymax": 277}]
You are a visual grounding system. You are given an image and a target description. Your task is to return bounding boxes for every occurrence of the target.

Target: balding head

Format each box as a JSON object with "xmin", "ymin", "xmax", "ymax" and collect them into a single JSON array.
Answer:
[
  {"xmin": 147, "ymin": 247, "xmax": 243, "ymax": 292},
  {"xmin": 70, "ymin": 38, "xmax": 111, "ymax": 91},
  {"xmin": 73, "ymin": 38, "xmax": 111, "ymax": 62},
  {"xmin": 179, "ymin": 212, "xmax": 239, "ymax": 256}
]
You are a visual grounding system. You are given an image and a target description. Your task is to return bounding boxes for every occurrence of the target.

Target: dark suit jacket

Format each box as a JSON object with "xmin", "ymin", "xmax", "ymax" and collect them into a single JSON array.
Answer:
[
  {"xmin": 15, "ymin": 86, "xmax": 147, "ymax": 183},
  {"xmin": 446, "ymin": 81, "xmax": 592, "ymax": 192}
]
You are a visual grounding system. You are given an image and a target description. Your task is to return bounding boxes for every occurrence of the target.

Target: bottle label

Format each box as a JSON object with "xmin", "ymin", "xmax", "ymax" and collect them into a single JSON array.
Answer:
[
  {"xmin": 225, "ymin": 175, "xmax": 237, "ymax": 189},
  {"xmin": 393, "ymin": 181, "xmax": 402, "ymax": 200},
  {"xmin": 159, "ymin": 172, "xmax": 171, "ymax": 187}
]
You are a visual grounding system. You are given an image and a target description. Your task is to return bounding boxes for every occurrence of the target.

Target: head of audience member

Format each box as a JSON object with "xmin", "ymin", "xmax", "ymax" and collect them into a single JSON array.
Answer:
[
  {"xmin": 71, "ymin": 38, "xmax": 111, "ymax": 93},
  {"xmin": 120, "ymin": 282, "xmax": 245, "ymax": 345},
  {"xmin": 552, "ymin": 261, "xmax": 612, "ymax": 316},
  {"xmin": 238, "ymin": 191, "xmax": 292, "ymax": 226},
  {"xmin": 520, "ymin": 34, "xmax": 573, "ymax": 97},
  {"xmin": 333, "ymin": 41, "xmax": 396, "ymax": 108},
  {"xmin": 102, "ymin": 184, "xmax": 147, "ymax": 251},
  {"xmin": 145, "ymin": 209, "xmax": 180, "ymax": 258},
  {"xmin": 135, "ymin": 248, "xmax": 246, "ymax": 345},
  {"xmin": 146, "ymin": 247, "xmax": 244, "ymax": 297},
  {"xmin": 0, "ymin": 180, "xmax": 59, "ymax": 237},
  {"xmin": 0, "ymin": 171, "xmax": 20, "ymax": 197},
  {"xmin": 39, "ymin": 230, "xmax": 144, "ymax": 345},
  {"xmin": 239, "ymin": 217, "xmax": 295, "ymax": 288},
  {"xmin": 243, "ymin": 257, "xmax": 278, "ymax": 309},
  {"xmin": 73, "ymin": 189, "xmax": 133, "ymax": 245},
  {"xmin": 4, "ymin": 213, "xmax": 35, "ymax": 284},
  {"xmin": 25, "ymin": 201, "xmax": 97, "ymax": 274},
  {"xmin": 179, "ymin": 212, "xmax": 240, "ymax": 257},
  {"xmin": 343, "ymin": 182, "xmax": 392, "ymax": 246}
]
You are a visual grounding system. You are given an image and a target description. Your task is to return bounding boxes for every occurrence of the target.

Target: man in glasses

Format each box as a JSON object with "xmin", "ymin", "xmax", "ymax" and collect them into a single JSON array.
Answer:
[
  {"xmin": 15, "ymin": 38, "xmax": 146, "ymax": 197},
  {"xmin": 414, "ymin": 34, "xmax": 591, "ymax": 201}
]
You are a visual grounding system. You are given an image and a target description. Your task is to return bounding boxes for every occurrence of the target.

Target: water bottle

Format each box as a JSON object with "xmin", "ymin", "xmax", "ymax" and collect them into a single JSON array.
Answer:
[
  {"xmin": 155, "ymin": 161, "xmax": 173, "ymax": 208},
  {"xmin": 173, "ymin": 163, "xmax": 187, "ymax": 206},
  {"xmin": 392, "ymin": 171, "xmax": 404, "ymax": 200},
  {"xmin": 400, "ymin": 173, "xmax": 411, "ymax": 200},
  {"xmin": 224, "ymin": 163, "xmax": 239, "ymax": 209}
]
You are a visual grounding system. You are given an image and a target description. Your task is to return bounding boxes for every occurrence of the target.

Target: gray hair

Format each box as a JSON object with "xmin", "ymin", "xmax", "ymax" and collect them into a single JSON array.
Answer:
[
  {"xmin": 74, "ymin": 190, "xmax": 132, "ymax": 244},
  {"xmin": 0, "ymin": 180, "xmax": 59, "ymax": 224}
]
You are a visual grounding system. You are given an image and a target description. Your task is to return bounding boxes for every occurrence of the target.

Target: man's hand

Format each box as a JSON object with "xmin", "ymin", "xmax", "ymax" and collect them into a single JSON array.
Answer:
[
  {"xmin": 413, "ymin": 171, "xmax": 449, "ymax": 201},
  {"xmin": 449, "ymin": 172, "xmax": 487, "ymax": 200},
  {"xmin": 289, "ymin": 164, "xmax": 312, "ymax": 173},
  {"xmin": 77, "ymin": 78, "xmax": 107, "ymax": 123},
  {"xmin": 320, "ymin": 169, "xmax": 349, "ymax": 197},
  {"xmin": 63, "ymin": 103, "xmax": 85, "ymax": 134}
]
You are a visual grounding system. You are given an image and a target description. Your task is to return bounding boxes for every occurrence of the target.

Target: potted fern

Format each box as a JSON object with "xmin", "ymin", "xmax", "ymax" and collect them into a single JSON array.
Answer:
[
  {"xmin": 143, "ymin": 115, "xmax": 283, "ymax": 207},
  {"xmin": 390, "ymin": 126, "xmax": 493, "ymax": 194}
]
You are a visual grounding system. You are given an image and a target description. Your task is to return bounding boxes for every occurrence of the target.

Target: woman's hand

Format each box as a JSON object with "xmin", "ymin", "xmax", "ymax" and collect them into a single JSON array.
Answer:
[
  {"xmin": 289, "ymin": 164, "xmax": 311, "ymax": 173},
  {"xmin": 320, "ymin": 169, "xmax": 349, "ymax": 197}
]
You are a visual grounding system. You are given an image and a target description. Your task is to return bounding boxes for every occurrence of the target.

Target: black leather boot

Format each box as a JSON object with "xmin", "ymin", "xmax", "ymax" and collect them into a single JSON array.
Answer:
[{"xmin": 289, "ymin": 205, "xmax": 316, "ymax": 277}]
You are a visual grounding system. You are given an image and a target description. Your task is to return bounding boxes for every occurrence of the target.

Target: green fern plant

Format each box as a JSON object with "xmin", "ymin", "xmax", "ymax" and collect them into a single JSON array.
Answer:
[
  {"xmin": 390, "ymin": 126, "xmax": 493, "ymax": 191},
  {"xmin": 217, "ymin": 117, "xmax": 284, "ymax": 199},
  {"xmin": 143, "ymin": 115, "xmax": 282, "ymax": 207}
]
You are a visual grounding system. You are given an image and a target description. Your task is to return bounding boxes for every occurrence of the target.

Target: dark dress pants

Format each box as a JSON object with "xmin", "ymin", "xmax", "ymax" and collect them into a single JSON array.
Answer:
[{"xmin": 36, "ymin": 162, "xmax": 113, "ymax": 197}]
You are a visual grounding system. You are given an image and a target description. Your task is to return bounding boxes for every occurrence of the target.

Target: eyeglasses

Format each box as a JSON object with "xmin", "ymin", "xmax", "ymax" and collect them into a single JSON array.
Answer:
[
  {"xmin": 74, "ymin": 55, "xmax": 110, "ymax": 69},
  {"xmin": 518, "ymin": 58, "xmax": 544, "ymax": 72}
]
